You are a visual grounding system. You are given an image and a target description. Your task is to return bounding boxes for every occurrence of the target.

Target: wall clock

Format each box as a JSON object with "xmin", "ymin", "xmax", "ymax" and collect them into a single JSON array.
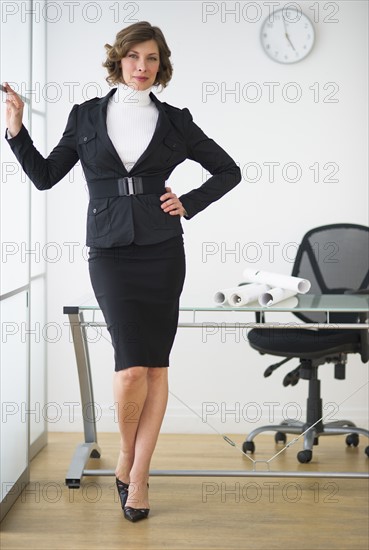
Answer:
[{"xmin": 260, "ymin": 7, "xmax": 315, "ymax": 64}]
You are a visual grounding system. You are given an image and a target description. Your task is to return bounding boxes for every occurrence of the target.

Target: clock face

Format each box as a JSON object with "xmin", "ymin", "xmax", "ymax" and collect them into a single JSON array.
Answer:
[{"xmin": 260, "ymin": 8, "xmax": 315, "ymax": 64}]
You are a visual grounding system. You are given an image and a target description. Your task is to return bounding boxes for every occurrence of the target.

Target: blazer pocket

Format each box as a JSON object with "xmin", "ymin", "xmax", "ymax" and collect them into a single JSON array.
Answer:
[
  {"xmin": 161, "ymin": 135, "xmax": 186, "ymax": 163},
  {"xmin": 78, "ymin": 132, "xmax": 97, "ymax": 161},
  {"xmin": 87, "ymin": 198, "xmax": 111, "ymax": 238}
]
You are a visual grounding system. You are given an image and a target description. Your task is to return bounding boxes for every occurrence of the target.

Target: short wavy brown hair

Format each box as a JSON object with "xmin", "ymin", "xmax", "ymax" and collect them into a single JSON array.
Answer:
[{"xmin": 102, "ymin": 21, "xmax": 173, "ymax": 89}]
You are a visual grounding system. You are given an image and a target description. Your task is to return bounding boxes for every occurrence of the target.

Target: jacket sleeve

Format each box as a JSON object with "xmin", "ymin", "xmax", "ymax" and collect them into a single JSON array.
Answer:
[
  {"xmin": 4, "ymin": 104, "xmax": 79, "ymax": 191},
  {"xmin": 178, "ymin": 107, "xmax": 241, "ymax": 219}
]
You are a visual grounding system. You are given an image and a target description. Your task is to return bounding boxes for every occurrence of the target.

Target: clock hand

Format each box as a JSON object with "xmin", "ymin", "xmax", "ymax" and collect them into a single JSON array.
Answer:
[
  {"xmin": 282, "ymin": 12, "xmax": 296, "ymax": 51},
  {"xmin": 286, "ymin": 34, "xmax": 296, "ymax": 51}
]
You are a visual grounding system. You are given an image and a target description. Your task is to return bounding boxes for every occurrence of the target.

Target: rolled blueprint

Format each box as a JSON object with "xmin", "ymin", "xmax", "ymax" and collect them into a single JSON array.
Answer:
[
  {"xmin": 258, "ymin": 287, "xmax": 297, "ymax": 307},
  {"xmin": 228, "ymin": 283, "xmax": 270, "ymax": 306},
  {"xmin": 214, "ymin": 286, "xmax": 245, "ymax": 305},
  {"xmin": 243, "ymin": 268, "xmax": 311, "ymax": 294}
]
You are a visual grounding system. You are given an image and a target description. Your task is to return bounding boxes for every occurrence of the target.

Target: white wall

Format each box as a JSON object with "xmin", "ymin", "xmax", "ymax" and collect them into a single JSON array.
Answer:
[{"xmin": 42, "ymin": 1, "xmax": 368, "ymax": 434}]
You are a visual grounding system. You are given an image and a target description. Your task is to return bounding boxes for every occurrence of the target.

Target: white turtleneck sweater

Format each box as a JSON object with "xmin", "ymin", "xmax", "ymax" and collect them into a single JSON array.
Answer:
[{"xmin": 106, "ymin": 82, "xmax": 159, "ymax": 173}]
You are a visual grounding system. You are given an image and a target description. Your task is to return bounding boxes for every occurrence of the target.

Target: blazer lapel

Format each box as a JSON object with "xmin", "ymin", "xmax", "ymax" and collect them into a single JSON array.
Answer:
[
  {"xmin": 129, "ymin": 92, "xmax": 172, "ymax": 173},
  {"xmin": 96, "ymin": 88, "xmax": 128, "ymax": 174},
  {"xmin": 95, "ymin": 87, "xmax": 172, "ymax": 175}
]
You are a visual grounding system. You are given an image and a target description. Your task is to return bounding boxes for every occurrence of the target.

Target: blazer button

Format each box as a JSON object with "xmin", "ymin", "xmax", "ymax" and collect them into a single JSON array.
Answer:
[
  {"xmin": 84, "ymin": 137, "xmax": 88, "ymax": 141},
  {"xmin": 93, "ymin": 208, "xmax": 97, "ymax": 214}
]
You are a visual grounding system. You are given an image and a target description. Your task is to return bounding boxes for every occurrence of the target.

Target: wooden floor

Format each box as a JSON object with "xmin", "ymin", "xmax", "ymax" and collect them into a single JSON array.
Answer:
[{"xmin": 1, "ymin": 432, "xmax": 368, "ymax": 550}]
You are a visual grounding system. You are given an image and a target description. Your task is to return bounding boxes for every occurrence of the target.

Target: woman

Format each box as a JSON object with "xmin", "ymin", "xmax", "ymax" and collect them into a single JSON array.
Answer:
[{"xmin": 4, "ymin": 21, "xmax": 241, "ymax": 522}]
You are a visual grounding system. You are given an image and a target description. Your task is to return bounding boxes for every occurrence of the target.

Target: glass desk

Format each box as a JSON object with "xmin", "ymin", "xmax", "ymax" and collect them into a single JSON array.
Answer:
[{"xmin": 63, "ymin": 294, "xmax": 369, "ymax": 488}]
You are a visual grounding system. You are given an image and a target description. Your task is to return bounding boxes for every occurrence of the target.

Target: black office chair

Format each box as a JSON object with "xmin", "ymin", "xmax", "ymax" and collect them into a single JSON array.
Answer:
[{"xmin": 243, "ymin": 223, "xmax": 369, "ymax": 463}]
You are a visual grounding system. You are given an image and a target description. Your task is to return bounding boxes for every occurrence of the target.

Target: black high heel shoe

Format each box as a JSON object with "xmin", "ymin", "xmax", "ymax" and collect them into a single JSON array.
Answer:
[
  {"xmin": 115, "ymin": 478, "xmax": 129, "ymax": 509},
  {"xmin": 123, "ymin": 507, "xmax": 150, "ymax": 522},
  {"xmin": 123, "ymin": 483, "xmax": 150, "ymax": 523}
]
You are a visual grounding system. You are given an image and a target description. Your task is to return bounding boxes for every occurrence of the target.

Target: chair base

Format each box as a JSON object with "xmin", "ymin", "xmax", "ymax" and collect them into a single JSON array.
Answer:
[
  {"xmin": 244, "ymin": 420, "xmax": 369, "ymax": 463},
  {"xmin": 244, "ymin": 358, "xmax": 369, "ymax": 463}
]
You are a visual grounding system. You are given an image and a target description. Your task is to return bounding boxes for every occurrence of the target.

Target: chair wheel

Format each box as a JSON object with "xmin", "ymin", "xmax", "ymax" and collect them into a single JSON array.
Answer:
[
  {"xmin": 346, "ymin": 433, "xmax": 359, "ymax": 447},
  {"xmin": 365, "ymin": 446, "xmax": 369, "ymax": 458},
  {"xmin": 297, "ymin": 450, "xmax": 312, "ymax": 463},
  {"xmin": 275, "ymin": 432, "xmax": 287, "ymax": 444},
  {"xmin": 243, "ymin": 441, "xmax": 255, "ymax": 454}
]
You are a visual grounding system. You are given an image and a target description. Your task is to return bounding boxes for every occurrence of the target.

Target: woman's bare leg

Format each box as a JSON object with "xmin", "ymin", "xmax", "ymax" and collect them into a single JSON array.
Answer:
[
  {"xmin": 126, "ymin": 367, "xmax": 168, "ymax": 509},
  {"xmin": 114, "ymin": 366, "xmax": 169, "ymax": 509},
  {"xmin": 114, "ymin": 366, "xmax": 148, "ymax": 484}
]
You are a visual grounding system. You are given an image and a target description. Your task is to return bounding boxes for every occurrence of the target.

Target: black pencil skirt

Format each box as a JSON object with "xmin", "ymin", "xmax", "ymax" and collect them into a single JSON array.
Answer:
[{"xmin": 88, "ymin": 235, "xmax": 186, "ymax": 371}]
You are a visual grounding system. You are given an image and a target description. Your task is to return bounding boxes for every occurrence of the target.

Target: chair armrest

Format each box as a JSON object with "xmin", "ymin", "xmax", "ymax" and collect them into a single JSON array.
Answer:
[{"xmin": 255, "ymin": 311, "xmax": 265, "ymax": 323}]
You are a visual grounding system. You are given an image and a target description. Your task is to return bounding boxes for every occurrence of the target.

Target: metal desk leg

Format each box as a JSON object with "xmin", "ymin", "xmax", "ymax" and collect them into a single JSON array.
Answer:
[
  {"xmin": 65, "ymin": 443, "xmax": 101, "ymax": 488},
  {"xmin": 64, "ymin": 310, "xmax": 101, "ymax": 488}
]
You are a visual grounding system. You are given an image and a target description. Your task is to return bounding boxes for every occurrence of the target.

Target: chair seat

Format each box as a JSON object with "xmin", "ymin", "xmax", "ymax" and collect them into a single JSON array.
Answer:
[{"xmin": 248, "ymin": 328, "xmax": 361, "ymax": 359}]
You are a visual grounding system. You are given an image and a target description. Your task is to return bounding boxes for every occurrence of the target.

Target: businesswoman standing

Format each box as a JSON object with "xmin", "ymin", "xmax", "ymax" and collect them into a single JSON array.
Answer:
[{"xmin": 4, "ymin": 21, "xmax": 241, "ymax": 522}]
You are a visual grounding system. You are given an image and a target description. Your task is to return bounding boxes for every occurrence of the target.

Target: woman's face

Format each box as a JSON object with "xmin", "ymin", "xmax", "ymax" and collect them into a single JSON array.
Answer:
[{"xmin": 120, "ymin": 39, "xmax": 160, "ymax": 90}]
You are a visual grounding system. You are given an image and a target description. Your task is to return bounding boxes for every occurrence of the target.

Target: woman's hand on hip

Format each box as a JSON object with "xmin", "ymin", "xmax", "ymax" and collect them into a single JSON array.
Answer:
[
  {"xmin": 3, "ymin": 82, "xmax": 24, "ymax": 137},
  {"xmin": 160, "ymin": 186, "xmax": 187, "ymax": 217}
]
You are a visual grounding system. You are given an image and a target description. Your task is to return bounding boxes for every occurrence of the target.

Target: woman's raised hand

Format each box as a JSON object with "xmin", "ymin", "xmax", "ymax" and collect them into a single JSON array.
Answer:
[{"xmin": 3, "ymin": 82, "xmax": 24, "ymax": 137}]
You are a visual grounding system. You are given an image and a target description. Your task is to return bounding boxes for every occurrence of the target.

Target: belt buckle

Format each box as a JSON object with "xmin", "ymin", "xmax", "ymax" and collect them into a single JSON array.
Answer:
[{"xmin": 117, "ymin": 177, "xmax": 143, "ymax": 196}]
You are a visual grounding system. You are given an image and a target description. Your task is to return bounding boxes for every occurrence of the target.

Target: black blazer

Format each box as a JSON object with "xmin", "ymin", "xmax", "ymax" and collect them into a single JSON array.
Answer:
[{"xmin": 5, "ymin": 88, "xmax": 241, "ymax": 247}]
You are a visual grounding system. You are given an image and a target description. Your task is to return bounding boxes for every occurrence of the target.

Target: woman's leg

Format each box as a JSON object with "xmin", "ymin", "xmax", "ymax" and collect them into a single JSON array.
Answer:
[
  {"xmin": 114, "ymin": 366, "xmax": 148, "ymax": 484},
  {"xmin": 114, "ymin": 366, "xmax": 169, "ymax": 509},
  {"xmin": 126, "ymin": 367, "xmax": 168, "ymax": 509}
]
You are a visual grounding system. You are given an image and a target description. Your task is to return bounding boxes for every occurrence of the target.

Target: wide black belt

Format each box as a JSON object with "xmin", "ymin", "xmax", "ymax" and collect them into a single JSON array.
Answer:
[{"xmin": 88, "ymin": 177, "xmax": 166, "ymax": 199}]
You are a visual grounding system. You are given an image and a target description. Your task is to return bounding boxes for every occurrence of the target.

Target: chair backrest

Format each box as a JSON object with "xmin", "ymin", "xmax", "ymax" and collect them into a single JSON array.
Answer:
[{"xmin": 291, "ymin": 224, "xmax": 369, "ymax": 326}]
